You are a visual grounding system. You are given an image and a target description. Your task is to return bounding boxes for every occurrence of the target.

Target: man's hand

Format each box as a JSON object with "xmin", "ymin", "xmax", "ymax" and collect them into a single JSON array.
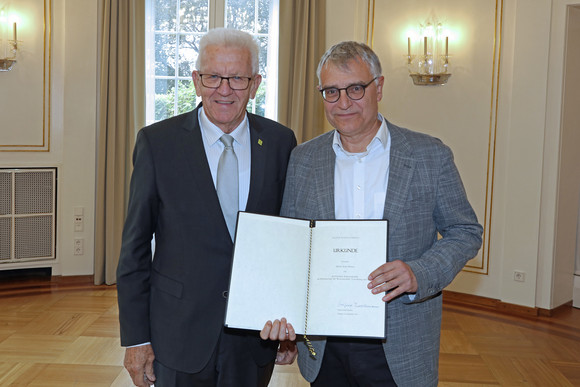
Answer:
[
  {"xmin": 261, "ymin": 318, "xmax": 298, "ymax": 365},
  {"xmin": 368, "ymin": 260, "xmax": 418, "ymax": 302},
  {"xmin": 275, "ymin": 339, "xmax": 298, "ymax": 364},
  {"xmin": 260, "ymin": 317, "xmax": 296, "ymax": 341},
  {"xmin": 123, "ymin": 345, "xmax": 156, "ymax": 387}
]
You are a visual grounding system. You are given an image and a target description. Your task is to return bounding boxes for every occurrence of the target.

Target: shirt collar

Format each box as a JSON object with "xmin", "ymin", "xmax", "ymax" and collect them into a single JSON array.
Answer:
[
  {"xmin": 332, "ymin": 113, "xmax": 389, "ymax": 157},
  {"xmin": 199, "ymin": 106, "xmax": 250, "ymax": 147}
]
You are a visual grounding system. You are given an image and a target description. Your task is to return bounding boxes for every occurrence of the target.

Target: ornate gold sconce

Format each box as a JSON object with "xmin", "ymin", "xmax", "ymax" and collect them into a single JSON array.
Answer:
[
  {"xmin": 0, "ymin": 9, "xmax": 20, "ymax": 72},
  {"xmin": 407, "ymin": 18, "xmax": 451, "ymax": 86}
]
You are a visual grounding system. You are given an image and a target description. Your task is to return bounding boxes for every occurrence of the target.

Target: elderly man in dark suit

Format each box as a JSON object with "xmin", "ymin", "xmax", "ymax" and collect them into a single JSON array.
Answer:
[
  {"xmin": 117, "ymin": 28, "xmax": 296, "ymax": 387},
  {"xmin": 261, "ymin": 41, "xmax": 483, "ymax": 387}
]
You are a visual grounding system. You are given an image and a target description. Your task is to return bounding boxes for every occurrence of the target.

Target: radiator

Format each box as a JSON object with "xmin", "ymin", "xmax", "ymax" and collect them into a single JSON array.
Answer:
[{"xmin": 0, "ymin": 168, "xmax": 56, "ymax": 264}]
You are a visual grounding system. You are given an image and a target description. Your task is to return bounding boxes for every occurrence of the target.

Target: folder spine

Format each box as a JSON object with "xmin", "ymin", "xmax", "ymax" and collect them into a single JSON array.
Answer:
[{"xmin": 303, "ymin": 225, "xmax": 316, "ymax": 357}]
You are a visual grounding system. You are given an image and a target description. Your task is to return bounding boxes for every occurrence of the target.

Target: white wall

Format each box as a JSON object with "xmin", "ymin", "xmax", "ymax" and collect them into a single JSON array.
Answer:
[
  {"xmin": 326, "ymin": 0, "xmax": 578, "ymax": 309},
  {"xmin": 2, "ymin": 0, "xmax": 577, "ymax": 309},
  {"xmin": 59, "ymin": 0, "xmax": 98, "ymax": 275},
  {"xmin": 0, "ymin": 0, "xmax": 98, "ymax": 276},
  {"xmin": 492, "ymin": 0, "xmax": 552, "ymax": 307},
  {"xmin": 541, "ymin": 1, "xmax": 580, "ymax": 308}
]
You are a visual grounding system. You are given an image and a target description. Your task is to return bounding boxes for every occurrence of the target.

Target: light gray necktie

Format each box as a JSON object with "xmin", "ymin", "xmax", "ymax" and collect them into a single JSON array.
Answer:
[{"xmin": 217, "ymin": 134, "xmax": 239, "ymax": 240}]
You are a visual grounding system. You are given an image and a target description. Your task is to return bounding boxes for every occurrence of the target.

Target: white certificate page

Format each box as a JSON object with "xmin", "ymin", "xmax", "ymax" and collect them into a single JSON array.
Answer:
[
  {"xmin": 225, "ymin": 213, "xmax": 310, "ymax": 331},
  {"xmin": 225, "ymin": 213, "xmax": 387, "ymax": 338},
  {"xmin": 306, "ymin": 220, "xmax": 387, "ymax": 338}
]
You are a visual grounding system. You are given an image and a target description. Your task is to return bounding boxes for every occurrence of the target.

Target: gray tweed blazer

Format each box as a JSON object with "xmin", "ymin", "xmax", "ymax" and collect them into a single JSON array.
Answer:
[{"xmin": 280, "ymin": 120, "xmax": 483, "ymax": 387}]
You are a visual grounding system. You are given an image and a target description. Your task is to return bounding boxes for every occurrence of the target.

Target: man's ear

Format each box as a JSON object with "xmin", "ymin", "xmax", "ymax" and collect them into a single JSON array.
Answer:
[
  {"xmin": 192, "ymin": 71, "xmax": 202, "ymax": 97},
  {"xmin": 376, "ymin": 75, "xmax": 385, "ymax": 102},
  {"xmin": 249, "ymin": 74, "xmax": 262, "ymax": 99}
]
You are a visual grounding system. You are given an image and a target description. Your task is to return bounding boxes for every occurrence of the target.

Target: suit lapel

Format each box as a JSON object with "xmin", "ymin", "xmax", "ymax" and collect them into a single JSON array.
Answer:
[
  {"xmin": 314, "ymin": 132, "xmax": 336, "ymax": 219},
  {"xmin": 245, "ymin": 115, "xmax": 266, "ymax": 212},
  {"xmin": 178, "ymin": 107, "xmax": 227, "ymax": 229},
  {"xmin": 383, "ymin": 125, "xmax": 415, "ymax": 235},
  {"xmin": 313, "ymin": 126, "xmax": 413, "ymax": 225}
]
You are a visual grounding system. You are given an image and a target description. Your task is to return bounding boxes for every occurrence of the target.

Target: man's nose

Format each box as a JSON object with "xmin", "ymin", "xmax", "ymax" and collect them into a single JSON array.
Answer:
[
  {"xmin": 336, "ymin": 89, "xmax": 352, "ymax": 108},
  {"xmin": 217, "ymin": 78, "xmax": 233, "ymax": 93}
]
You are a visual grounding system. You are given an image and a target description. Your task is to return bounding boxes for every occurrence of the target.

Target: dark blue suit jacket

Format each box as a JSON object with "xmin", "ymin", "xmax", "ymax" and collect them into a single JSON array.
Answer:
[{"xmin": 117, "ymin": 104, "xmax": 297, "ymax": 373}]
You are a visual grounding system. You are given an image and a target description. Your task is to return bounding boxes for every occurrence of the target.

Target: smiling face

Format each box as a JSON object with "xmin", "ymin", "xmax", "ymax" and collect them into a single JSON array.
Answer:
[
  {"xmin": 192, "ymin": 45, "xmax": 261, "ymax": 134},
  {"xmin": 319, "ymin": 58, "xmax": 384, "ymax": 152}
]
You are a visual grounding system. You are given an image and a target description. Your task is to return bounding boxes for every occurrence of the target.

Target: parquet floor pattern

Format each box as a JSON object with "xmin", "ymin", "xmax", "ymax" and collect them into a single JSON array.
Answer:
[{"xmin": 0, "ymin": 275, "xmax": 578, "ymax": 386}]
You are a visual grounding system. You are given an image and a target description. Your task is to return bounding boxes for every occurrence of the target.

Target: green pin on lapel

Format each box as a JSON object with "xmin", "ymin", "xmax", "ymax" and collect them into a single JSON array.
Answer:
[{"xmin": 258, "ymin": 139, "xmax": 263, "ymax": 146}]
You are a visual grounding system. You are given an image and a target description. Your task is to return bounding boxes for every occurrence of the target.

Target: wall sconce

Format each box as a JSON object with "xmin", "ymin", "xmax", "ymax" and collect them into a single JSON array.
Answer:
[
  {"xmin": 0, "ymin": 10, "xmax": 20, "ymax": 72},
  {"xmin": 407, "ymin": 19, "xmax": 451, "ymax": 86}
]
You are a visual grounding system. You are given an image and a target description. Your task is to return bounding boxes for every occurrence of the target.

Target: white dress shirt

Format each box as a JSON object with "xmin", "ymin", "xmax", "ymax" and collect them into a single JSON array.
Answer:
[{"xmin": 333, "ymin": 114, "xmax": 391, "ymax": 220}]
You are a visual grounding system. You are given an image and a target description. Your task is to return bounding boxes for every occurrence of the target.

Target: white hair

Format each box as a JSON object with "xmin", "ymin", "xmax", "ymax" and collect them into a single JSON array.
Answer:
[
  {"xmin": 316, "ymin": 41, "xmax": 382, "ymax": 85},
  {"xmin": 195, "ymin": 28, "xmax": 260, "ymax": 74}
]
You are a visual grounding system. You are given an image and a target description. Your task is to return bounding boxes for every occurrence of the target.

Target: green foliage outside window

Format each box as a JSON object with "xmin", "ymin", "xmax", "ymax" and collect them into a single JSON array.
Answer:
[
  {"xmin": 149, "ymin": 0, "xmax": 274, "ymax": 123},
  {"xmin": 155, "ymin": 80, "xmax": 267, "ymax": 121}
]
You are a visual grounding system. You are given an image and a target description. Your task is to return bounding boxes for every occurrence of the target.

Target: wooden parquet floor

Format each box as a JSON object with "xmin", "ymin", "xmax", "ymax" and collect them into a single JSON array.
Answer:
[{"xmin": 0, "ymin": 275, "xmax": 578, "ymax": 386}]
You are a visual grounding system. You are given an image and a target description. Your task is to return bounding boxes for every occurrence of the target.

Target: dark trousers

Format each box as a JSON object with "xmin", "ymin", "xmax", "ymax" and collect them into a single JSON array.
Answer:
[
  {"xmin": 311, "ymin": 337, "xmax": 397, "ymax": 387},
  {"xmin": 153, "ymin": 330, "xmax": 275, "ymax": 387}
]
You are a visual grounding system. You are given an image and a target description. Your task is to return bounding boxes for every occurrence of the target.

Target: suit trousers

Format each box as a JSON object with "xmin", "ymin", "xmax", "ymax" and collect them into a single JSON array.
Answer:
[
  {"xmin": 153, "ymin": 328, "xmax": 275, "ymax": 387},
  {"xmin": 311, "ymin": 337, "xmax": 397, "ymax": 387}
]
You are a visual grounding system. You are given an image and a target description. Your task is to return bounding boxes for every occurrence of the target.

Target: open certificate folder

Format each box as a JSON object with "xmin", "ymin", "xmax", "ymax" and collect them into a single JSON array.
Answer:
[{"xmin": 225, "ymin": 212, "xmax": 388, "ymax": 338}]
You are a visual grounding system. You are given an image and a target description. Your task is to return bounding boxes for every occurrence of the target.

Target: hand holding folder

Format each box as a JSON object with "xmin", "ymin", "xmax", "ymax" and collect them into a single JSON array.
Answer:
[
  {"xmin": 225, "ymin": 212, "xmax": 389, "ymax": 339},
  {"xmin": 260, "ymin": 317, "xmax": 298, "ymax": 364}
]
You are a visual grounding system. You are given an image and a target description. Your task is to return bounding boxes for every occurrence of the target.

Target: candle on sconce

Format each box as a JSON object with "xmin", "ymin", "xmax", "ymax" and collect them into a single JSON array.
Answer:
[
  {"xmin": 407, "ymin": 37, "xmax": 411, "ymax": 57},
  {"xmin": 13, "ymin": 22, "xmax": 16, "ymax": 42},
  {"xmin": 0, "ymin": 12, "xmax": 4, "ymax": 48},
  {"xmin": 423, "ymin": 36, "xmax": 427, "ymax": 56},
  {"xmin": 445, "ymin": 36, "xmax": 448, "ymax": 57},
  {"xmin": 1, "ymin": 14, "xmax": 6, "ymax": 59}
]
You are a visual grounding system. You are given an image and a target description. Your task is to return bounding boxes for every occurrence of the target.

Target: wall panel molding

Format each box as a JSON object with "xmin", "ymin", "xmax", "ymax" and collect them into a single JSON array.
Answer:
[
  {"xmin": 0, "ymin": 0, "xmax": 51, "ymax": 152},
  {"xmin": 368, "ymin": 0, "xmax": 504, "ymax": 275}
]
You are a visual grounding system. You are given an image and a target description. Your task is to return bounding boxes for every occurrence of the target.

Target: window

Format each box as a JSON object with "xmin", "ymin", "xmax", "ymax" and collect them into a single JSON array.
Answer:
[{"xmin": 145, "ymin": 0, "xmax": 279, "ymax": 125}]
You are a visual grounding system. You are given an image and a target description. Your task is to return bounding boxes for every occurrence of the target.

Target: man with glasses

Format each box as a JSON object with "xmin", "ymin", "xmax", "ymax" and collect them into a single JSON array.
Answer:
[
  {"xmin": 117, "ymin": 28, "xmax": 296, "ymax": 387},
  {"xmin": 261, "ymin": 41, "xmax": 482, "ymax": 386}
]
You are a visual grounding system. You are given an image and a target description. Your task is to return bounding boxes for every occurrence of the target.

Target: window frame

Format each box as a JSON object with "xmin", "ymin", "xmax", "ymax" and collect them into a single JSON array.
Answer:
[{"xmin": 145, "ymin": 0, "xmax": 279, "ymax": 125}]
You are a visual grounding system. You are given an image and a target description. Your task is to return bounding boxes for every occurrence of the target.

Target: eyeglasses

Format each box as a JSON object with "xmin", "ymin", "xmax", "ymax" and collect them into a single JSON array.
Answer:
[
  {"xmin": 198, "ymin": 74, "xmax": 252, "ymax": 90},
  {"xmin": 319, "ymin": 77, "xmax": 378, "ymax": 103}
]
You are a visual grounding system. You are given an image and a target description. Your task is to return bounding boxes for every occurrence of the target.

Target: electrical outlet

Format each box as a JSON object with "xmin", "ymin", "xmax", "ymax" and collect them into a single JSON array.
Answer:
[
  {"xmin": 74, "ymin": 238, "xmax": 84, "ymax": 255},
  {"xmin": 74, "ymin": 215, "xmax": 84, "ymax": 232},
  {"xmin": 514, "ymin": 270, "xmax": 525, "ymax": 282}
]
